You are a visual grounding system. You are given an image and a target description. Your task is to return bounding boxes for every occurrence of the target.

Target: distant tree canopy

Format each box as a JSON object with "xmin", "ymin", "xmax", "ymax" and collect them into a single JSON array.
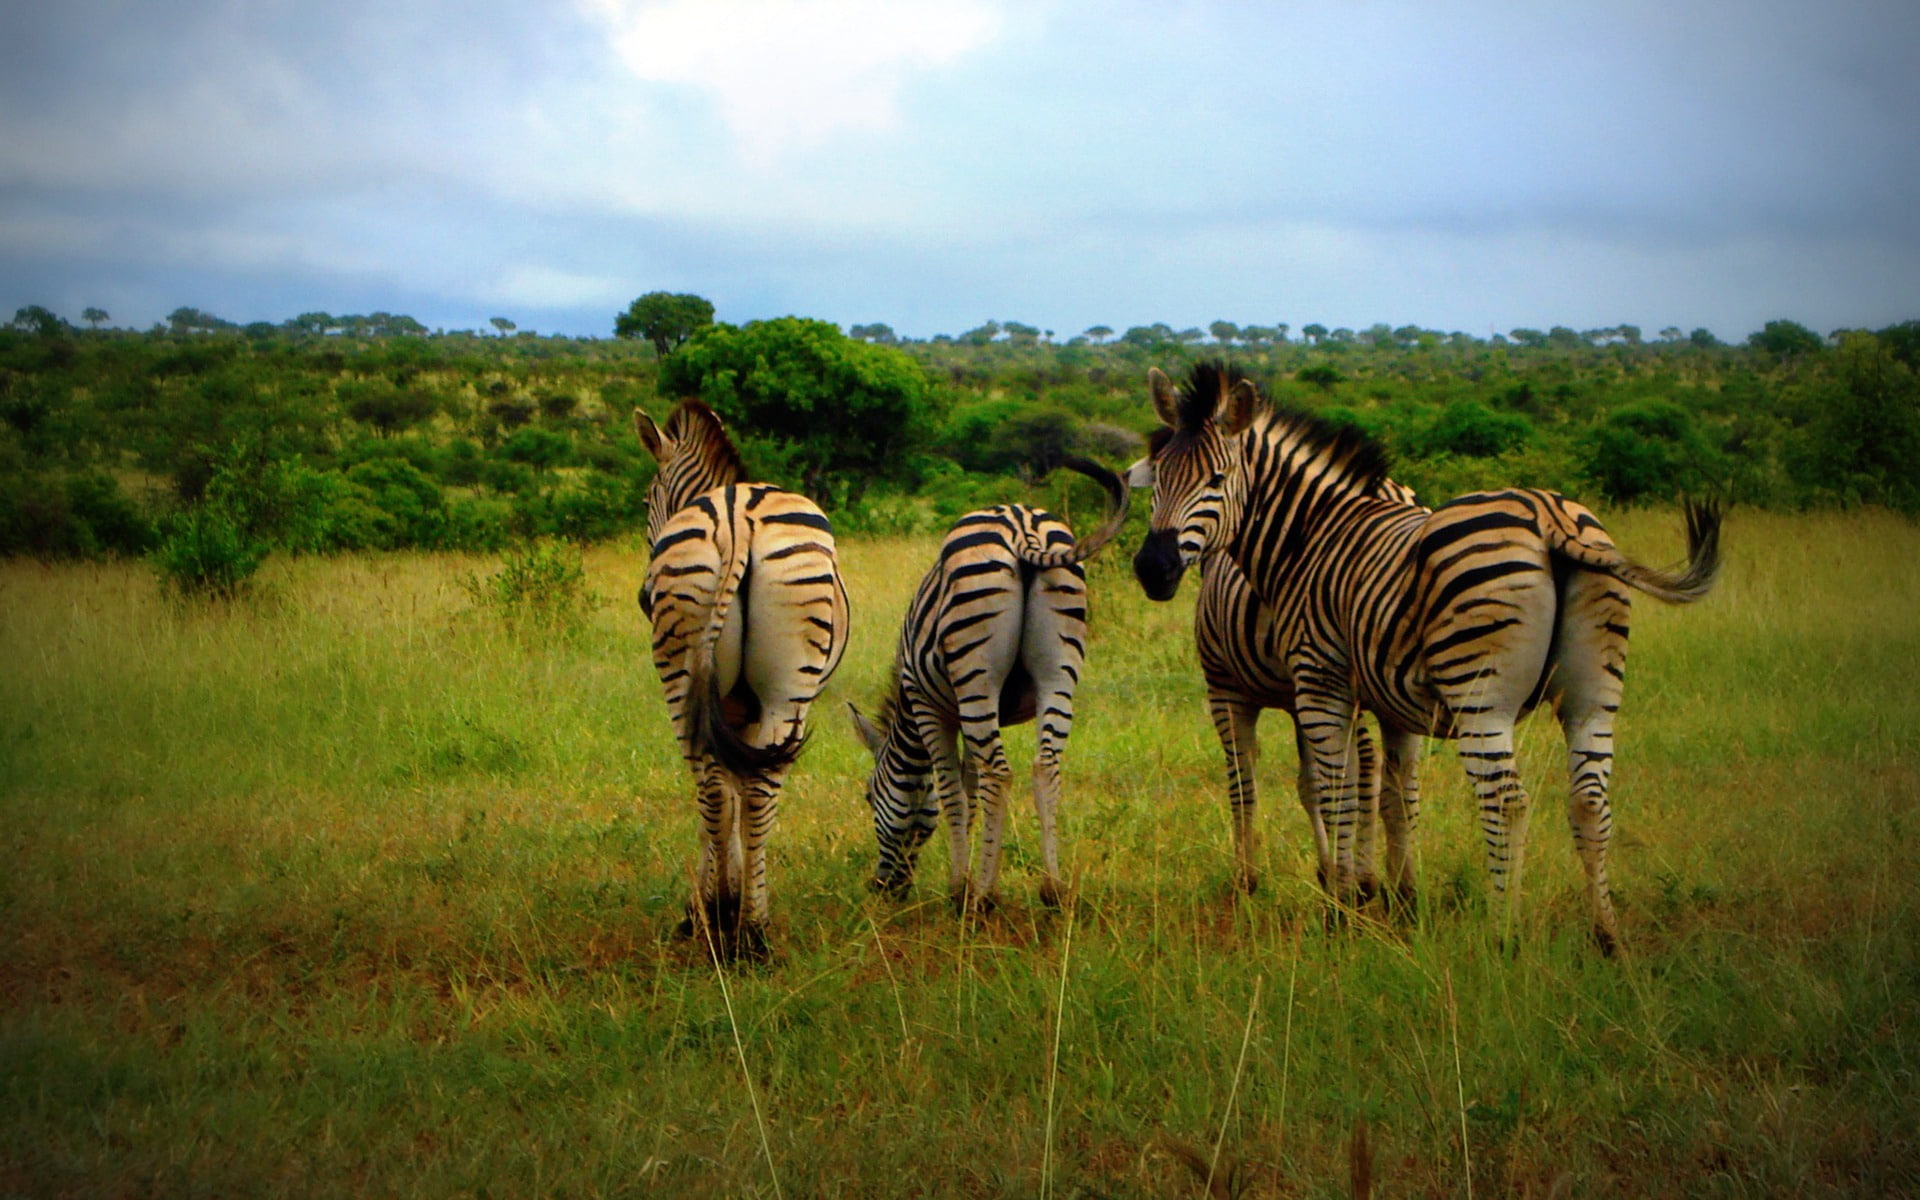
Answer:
[
  {"xmin": 657, "ymin": 316, "xmax": 935, "ymax": 500},
  {"xmin": 615, "ymin": 292, "xmax": 715, "ymax": 357}
]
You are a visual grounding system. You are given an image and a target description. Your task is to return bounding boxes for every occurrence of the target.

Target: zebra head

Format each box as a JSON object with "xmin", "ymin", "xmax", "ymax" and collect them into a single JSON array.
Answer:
[
  {"xmin": 848, "ymin": 702, "xmax": 939, "ymax": 895},
  {"xmin": 635, "ymin": 400, "xmax": 745, "ymax": 548},
  {"xmin": 1131, "ymin": 362, "xmax": 1258, "ymax": 601}
]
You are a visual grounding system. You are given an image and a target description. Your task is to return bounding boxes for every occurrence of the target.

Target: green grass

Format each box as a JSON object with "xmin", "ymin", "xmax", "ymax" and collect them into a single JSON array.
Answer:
[{"xmin": 3, "ymin": 509, "xmax": 1918, "ymax": 1197}]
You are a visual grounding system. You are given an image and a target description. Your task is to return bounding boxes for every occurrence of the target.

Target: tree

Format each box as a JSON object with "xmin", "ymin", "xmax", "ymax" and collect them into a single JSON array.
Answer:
[
  {"xmin": 1749, "ymin": 319, "xmax": 1824, "ymax": 359},
  {"xmin": 657, "ymin": 316, "xmax": 935, "ymax": 501},
  {"xmin": 1301, "ymin": 323, "xmax": 1328, "ymax": 345},
  {"xmin": 11, "ymin": 305, "xmax": 67, "ymax": 336},
  {"xmin": 1209, "ymin": 320, "xmax": 1241, "ymax": 345},
  {"xmin": 1083, "ymin": 325, "xmax": 1113, "ymax": 343},
  {"xmin": 489, "ymin": 317, "xmax": 517, "ymax": 338},
  {"xmin": 614, "ymin": 292, "xmax": 714, "ymax": 357},
  {"xmin": 81, "ymin": 307, "xmax": 109, "ymax": 331}
]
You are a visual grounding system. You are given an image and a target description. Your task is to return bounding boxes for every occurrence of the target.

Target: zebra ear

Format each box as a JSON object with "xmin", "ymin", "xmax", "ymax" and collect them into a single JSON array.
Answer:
[
  {"xmin": 1148, "ymin": 367, "xmax": 1180, "ymax": 428},
  {"xmin": 633, "ymin": 409, "xmax": 667, "ymax": 462},
  {"xmin": 847, "ymin": 703, "xmax": 885, "ymax": 757},
  {"xmin": 1124, "ymin": 457, "xmax": 1156, "ymax": 489},
  {"xmin": 1217, "ymin": 378, "xmax": 1258, "ymax": 435}
]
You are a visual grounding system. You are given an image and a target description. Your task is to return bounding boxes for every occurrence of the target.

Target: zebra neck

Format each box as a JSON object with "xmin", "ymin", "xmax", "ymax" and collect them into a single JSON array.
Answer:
[{"xmin": 1228, "ymin": 436, "xmax": 1362, "ymax": 599}]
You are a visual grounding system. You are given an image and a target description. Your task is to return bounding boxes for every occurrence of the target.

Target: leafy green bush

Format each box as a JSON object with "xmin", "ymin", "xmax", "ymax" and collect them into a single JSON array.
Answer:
[
  {"xmin": 1578, "ymin": 399, "xmax": 1716, "ymax": 503},
  {"xmin": 1423, "ymin": 399, "xmax": 1534, "ymax": 458},
  {"xmin": 152, "ymin": 504, "xmax": 266, "ymax": 598},
  {"xmin": 458, "ymin": 538, "xmax": 604, "ymax": 637}
]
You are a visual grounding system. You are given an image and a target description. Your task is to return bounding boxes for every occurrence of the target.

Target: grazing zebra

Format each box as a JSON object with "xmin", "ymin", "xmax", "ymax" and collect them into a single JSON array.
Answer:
[
  {"xmin": 1134, "ymin": 452, "xmax": 1423, "ymax": 898},
  {"xmin": 636, "ymin": 399, "xmax": 851, "ymax": 959},
  {"xmin": 848, "ymin": 457, "xmax": 1129, "ymax": 913},
  {"xmin": 1130, "ymin": 363, "xmax": 1720, "ymax": 952}
]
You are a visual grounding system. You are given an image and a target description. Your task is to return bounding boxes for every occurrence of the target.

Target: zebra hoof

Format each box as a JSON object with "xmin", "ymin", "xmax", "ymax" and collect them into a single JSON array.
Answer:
[
  {"xmin": 1038, "ymin": 878, "xmax": 1065, "ymax": 909},
  {"xmin": 1233, "ymin": 868, "xmax": 1260, "ymax": 897},
  {"xmin": 735, "ymin": 922, "xmax": 772, "ymax": 964},
  {"xmin": 953, "ymin": 889, "xmax": 998, "ymax": 919},
  {"xmin": 1592, "ymin": 924, "xmax": 1619, "ymax": 958}
]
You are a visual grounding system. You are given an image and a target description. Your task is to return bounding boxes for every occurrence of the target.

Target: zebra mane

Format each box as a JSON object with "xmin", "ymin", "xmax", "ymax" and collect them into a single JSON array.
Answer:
[
  {"xmin": 1258, "ymin": 403, "xmax": 1395, "ymax": 498},
  {"xmin": 1149, "ymin": 360, "xmax": 1394, "ymax": 497},
  {"xmin": 664, "ymin": 398, "xmax": 745, "ymax": 485}
]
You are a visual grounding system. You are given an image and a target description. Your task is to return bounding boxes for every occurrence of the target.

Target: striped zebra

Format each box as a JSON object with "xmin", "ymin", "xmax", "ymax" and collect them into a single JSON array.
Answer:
[
  {"xmin": 1135, "ymin": 454, "xmax": 1423, "ymax": 899},
  {"xmin": 1130, "ymin": 363, "xmax": 1720, "ymax": 953},
  {"xmin": 848, "ymin": 457, "xmax": 1129, "ymax": 914},
  {"xmin": 636, "ymin": 399, "xmax": 851, "ymax": 959}
]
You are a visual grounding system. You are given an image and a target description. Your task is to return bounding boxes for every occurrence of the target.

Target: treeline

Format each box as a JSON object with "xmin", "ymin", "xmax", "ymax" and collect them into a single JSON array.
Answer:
[{"xmin": 3, "ymin": 304, "xmax": 1917, "ymax": 585}]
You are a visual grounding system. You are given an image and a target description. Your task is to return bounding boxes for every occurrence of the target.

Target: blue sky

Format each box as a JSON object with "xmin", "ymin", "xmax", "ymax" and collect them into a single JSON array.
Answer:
[{"xmin": 3, "ymin": 0, "xmax": 1917, "ymax": 341}]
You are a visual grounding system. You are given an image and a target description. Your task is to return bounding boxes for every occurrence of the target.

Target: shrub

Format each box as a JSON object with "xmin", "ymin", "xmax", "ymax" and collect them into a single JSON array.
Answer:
[
  {"xmin": 1423, "ymin": 399, "xmax": 1534, "ymax": 458},
  {"xmin": 459, "ymin": 538, "xmax": 604, "ymax": 637},
  {"xmin": 1579, "ymin": 399, "xmax": 1717, "ymax": 503},
  {"xmin": 152, "ymin": 504, "xmax": 266, "ymax": 598}
]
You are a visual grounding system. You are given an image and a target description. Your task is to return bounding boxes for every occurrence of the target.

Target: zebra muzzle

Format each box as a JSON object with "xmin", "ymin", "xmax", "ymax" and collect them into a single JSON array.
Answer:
[{"xmin": 1133, "ymin": 529, "xmax": 1187, "ymax": 601}]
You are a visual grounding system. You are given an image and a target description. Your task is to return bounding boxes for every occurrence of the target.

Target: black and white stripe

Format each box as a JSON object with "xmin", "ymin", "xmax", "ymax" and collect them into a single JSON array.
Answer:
[
  {"xmin": 850, "ymin": 457, "xmax": 1128, "ymax": 913},
  {"xmin": 637, "ymin": 400, "xmax": 851, "ymax": 958},
  {"xmin": 1131, "ymin": 363, "xmax": 1720, "ymax": 953}
]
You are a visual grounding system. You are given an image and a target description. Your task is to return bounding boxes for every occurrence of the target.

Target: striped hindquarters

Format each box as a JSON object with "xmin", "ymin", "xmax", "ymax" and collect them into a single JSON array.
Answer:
[{"xmin": 644, "ymin": 483, "xmax": 849, "ymax": 775}]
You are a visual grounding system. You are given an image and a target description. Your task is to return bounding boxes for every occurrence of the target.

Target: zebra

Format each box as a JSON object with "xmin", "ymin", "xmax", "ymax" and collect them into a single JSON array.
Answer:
[
  {"xmin": 848, "ymin": 457, "xmax": 1129, "ymax": 914},
  {"xmin": 1130, "ymin": 447, "xmax": 1424, "ymax": 899},
  {"xmin": 635, "ymin": 399, "xmax": 851, "ymax": 959},
  {"xmin": 1130, "ymin": 363, "xmax": 1721, "ymax": 953}
]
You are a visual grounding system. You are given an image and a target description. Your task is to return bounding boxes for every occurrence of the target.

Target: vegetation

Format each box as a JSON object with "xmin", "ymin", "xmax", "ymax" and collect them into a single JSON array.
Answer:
[
  {"xmin": 3, "ymin": 509, "xmax": 1916, "ymax": 1196},
  {"xmin": 3, "ymin": 304, "xmax": 1918, "ymax": 574}
]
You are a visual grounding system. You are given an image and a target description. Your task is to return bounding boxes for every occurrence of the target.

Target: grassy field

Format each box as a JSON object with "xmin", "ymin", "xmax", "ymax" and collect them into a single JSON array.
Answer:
[{"xmin": 3, "ymin": 508, "xmax": 1917, "ymax": 1197}]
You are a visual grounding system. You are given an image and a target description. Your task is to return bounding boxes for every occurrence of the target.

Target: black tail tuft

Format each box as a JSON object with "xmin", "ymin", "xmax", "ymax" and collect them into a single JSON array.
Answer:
[
  {"xmin": 1678, "ymin": 496, "xmax": 1725, "ymax": 595},
  {"xmin": 689, "ymin": 676, "xmax": 806, "ymax": 776}
]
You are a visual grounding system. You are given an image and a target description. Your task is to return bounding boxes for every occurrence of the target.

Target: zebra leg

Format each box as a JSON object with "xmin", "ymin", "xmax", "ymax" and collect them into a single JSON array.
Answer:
[
  {"xmin": 913, "ymin": 709, "xmax": 976, "ymax": 910},
  {"xmin": 1291, "ymin": 721, "xmax": 1332, "ymax": 896},
  {"xmin": 680, "ymin": 758, "xmax": 742, "ymax": 948},
  {"xmin": 1210, "ymin": 691, "xmax": 1263, "ymax": 895},
  {"xmin": 1352, "ymin": 718, "xmax": 1381, "ymax": 904},
  {"xmin": 964, "ymin": 727, "xmax": 1014, "ymax": 915},
  {"xmin": 1296, "ymin": 693, "xmax": 1368, "ymax": 911},
  {"xmin": 1551, "ymin": 570, "xmax": 1633, "ymax": 956},
  {"xmin": 733, "ymin": 759, "xmax": 791, "ymax": 962},
  {"xmin": 1378, "ymin": 728, "xmax": 1424, "ymax": 915},
  {"xmin": 1456, "ymin": 716, "xmax": 1533, "ymax": 940},
  {"xmin": 1030, "ymin": 691, "xmax": 1074, "ymax": 908}
]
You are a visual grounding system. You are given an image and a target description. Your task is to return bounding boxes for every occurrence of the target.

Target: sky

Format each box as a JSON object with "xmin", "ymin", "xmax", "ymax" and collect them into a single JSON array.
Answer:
[{"xmin": 3, "ymin": 0, "xmax": 1918, "ymax": 342}]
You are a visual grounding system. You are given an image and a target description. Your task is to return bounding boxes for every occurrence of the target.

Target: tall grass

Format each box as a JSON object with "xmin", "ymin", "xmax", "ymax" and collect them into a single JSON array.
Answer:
[{"xmin": 3, "ymin": 509, "xmax": 1917, "ymax": 1197}]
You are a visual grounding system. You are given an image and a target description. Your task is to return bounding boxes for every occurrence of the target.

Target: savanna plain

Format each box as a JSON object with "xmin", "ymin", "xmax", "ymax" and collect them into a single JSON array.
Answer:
[{"xmin": 3, "ymin": 507, "xmax": 1917, "ymax": 1198}]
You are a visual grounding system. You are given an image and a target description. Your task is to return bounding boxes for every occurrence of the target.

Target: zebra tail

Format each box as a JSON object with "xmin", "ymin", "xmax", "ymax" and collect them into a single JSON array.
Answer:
[
  {"xmin": 1552, "ymin": 496, "xmax": 1724, "ymax": 605},
  {"xmin": 685, "ymin": 529, "xmax": 806, "ymax": 777},
  {"xmin": 1017, "ymin": 455, "xmax": 1132, "ymax": 568}
]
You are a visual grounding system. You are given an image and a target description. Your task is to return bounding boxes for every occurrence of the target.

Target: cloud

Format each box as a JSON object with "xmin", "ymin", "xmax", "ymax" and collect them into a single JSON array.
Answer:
[
  {"xmin": 585, "ymin": 0, "xmax": 1005, "ymax": 161},
  {"xmin": 485, "ymin": 264, "xmax": 634, "ymax": 310}
]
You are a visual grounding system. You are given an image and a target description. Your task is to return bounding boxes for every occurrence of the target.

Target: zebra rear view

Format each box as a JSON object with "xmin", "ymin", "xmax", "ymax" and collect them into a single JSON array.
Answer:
[
  {"xmin": 849, "ymin": 457, "xmax": 1129, "ymax": 914},
  {"xmin": 637, "ymin": 400, "xmax": 850, "ymax": 961}
]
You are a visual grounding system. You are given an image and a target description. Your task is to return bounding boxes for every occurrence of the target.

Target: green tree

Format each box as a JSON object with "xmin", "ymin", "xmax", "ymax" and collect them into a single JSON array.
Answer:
[
  {"xmin": 1083, "ymin": 325, "xmax": 1113, "ymax": 343},
  {"xmin": 1749, "ymin": 319, "xmax": 1824, "ymax": 359},
  {"xmin": 658, "ymin": 316, "xmax": 935, "ymax": 500},
  {"xmin": 614, "ymin": 292, "xmax": 715, "ymax": 357},
  {"xmin": 489, "ymin": 316, "xmax": 517, "ymax": 337},
  {"xmin": 12, "ymin": 305, "xmax": 68, "ymax": 336},
  {"xmin": 81, "ymin": 307, "xmax": 109, "ymax": 331}
]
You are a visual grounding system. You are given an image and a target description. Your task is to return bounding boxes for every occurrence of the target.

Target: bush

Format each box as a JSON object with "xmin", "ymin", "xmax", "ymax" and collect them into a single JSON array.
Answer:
[
  {"xmin": 459, "ymin": 538, "xmax": 604, "ymax": 637},
  {"xmin": 152, "ymin": 504, "xmax": 266, "ymax": 598},
  {"xmin": 1423, "ymin": 399, "xmax": 1534, "ymax": 458},
  {"xmin": 1579, "ymin": 399, "xmax": 1716, "ymax": 503}
]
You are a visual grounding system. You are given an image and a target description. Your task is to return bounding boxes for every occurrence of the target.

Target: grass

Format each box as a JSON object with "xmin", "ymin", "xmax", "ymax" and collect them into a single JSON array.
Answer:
[{"xmin": 3, "ymin": 508, "xmax": 1918, "ymax": 1197}]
